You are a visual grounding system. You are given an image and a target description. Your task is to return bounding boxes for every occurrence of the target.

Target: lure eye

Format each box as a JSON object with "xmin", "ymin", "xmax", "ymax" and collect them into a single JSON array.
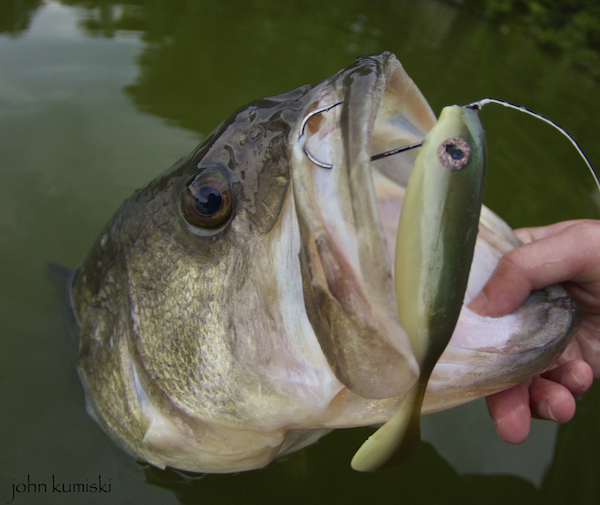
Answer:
[
  {"xmin": 437, "ymin": 137, "xmax": 471, "ymax": 170},
  {"xmin": 181, "ymin": 165, "xmax": 233, "ymax": 230}
]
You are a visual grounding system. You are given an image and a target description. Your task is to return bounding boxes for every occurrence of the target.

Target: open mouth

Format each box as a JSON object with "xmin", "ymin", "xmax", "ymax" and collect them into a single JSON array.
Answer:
[
  {"xmin": 290, "ymin": 52, "xmax": 580, "ymax": 405},
  {"xmin": 290, "ymin": 54, "xmax": 436, "ymax": 401}
]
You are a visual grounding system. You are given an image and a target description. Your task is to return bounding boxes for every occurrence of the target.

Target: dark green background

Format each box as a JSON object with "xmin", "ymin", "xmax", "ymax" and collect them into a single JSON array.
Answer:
[{"xmin": 1, "ymin": 1, "xmax": 599, "ymax": 504}]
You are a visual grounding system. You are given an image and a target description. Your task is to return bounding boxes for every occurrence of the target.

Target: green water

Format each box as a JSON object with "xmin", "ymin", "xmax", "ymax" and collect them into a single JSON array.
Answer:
[{"xmin": 1, "ymin": 1, "xmax": 599, "ymax": 504}]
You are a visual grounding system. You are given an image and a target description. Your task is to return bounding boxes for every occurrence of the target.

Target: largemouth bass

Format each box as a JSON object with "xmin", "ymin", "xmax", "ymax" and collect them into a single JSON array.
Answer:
[{"xmin": 71, "ymin": 52, "xmax": 580, "ymax": 474}]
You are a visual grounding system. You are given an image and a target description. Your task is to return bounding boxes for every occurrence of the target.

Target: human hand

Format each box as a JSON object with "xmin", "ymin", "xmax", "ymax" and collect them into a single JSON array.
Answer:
[{"xmin": 468, "ymin": 219, "xmax": 600, "ymax": 444}]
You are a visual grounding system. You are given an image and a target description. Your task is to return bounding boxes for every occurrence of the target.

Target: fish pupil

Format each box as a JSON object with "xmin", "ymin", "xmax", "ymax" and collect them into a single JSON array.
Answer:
[{"xmin": 194, "ymin": 187, "xmax": 222, "ymax": 215}]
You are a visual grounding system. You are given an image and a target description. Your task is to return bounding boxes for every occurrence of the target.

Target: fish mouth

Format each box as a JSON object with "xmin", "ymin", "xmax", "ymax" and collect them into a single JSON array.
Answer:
[
  {"xmin": 291, "ymin": 53, "xmax": 435, "ymax": 400},
  {"xmin": 290, "ymin": 52, "xmax": 581, "ymax": 403}
]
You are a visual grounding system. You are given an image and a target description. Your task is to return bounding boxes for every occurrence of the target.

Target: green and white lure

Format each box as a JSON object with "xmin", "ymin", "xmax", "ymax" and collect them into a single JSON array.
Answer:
[{"xmin": 353, "ymin": 105, "xmax": 486, "ymax": 471}]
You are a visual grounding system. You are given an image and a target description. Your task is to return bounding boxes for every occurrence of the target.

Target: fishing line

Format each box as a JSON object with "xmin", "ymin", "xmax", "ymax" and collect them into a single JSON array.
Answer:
[
  {"xmin": 301, "ymin": 97, "xmax": 598, "ymax": 193},
  {"xmin": 467, "ymin": 98, "xmax": 600, "ymax": 193}
]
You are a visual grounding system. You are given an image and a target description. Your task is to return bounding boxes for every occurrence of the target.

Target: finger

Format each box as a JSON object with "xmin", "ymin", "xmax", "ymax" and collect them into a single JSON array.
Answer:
[
  {"xmin": 557, "ymin": 338, "xmax": 585, "ymax": 364},
  {"xmin": 486, "ymin": 381, "xmax": 532, "ymax": 444},
  {"xmin": 555, "ymin": 325, "xmax": 600, "ymax": 378},
  {"xmin": 541, "ymin": 359, "xmax": 594, "ymax": 398},
  {"xmin": 469, "ymin": 221, "xmax": 600, "ymax": 317},
  {"xmin": 529, "ymin": 375, "xmax": 576, "ymax": 423},
  {"xmin": 515, "ymin": 219, "xmax": 592, "ymax": 244},
  {"xmin": 573, "ymin": 324, "xmax": 600, "ymax": 378}
]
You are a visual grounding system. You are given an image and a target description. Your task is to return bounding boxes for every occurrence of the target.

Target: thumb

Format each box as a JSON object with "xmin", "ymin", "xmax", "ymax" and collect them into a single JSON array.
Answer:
[{"xmin": 468, "ymin": 221, "xmax": 600, "ymax": 317}]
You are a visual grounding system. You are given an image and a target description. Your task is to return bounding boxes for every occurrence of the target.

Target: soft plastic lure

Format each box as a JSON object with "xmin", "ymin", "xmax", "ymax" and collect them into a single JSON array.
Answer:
[
  {"xmin": 352, "ymin": 105, "xmax": 486, "ymax": 471},
  {"xmin": 352, "ymin": 99, "xmax": 597, "ymax": 472}
]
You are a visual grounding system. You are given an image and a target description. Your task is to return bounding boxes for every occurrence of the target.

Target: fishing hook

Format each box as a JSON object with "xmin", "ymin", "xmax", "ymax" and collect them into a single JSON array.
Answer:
[{"xmin": 300, "ymin": 101, "xmax": 423, "ymax": 169}]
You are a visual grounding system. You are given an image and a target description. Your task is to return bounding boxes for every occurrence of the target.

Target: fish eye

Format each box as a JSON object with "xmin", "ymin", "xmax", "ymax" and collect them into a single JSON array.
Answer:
[
  {"xmin": 181, "ymin": 165, "xmax": 233, "ymax": 231},
  {"xmin": 437, "ymin": 137, "xmax": 471, "ymax": 170}
]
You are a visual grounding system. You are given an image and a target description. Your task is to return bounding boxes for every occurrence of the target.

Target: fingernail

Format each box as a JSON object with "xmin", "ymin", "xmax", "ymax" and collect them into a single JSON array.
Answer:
[
  {"xmin": 569, "ymin": 370, "xmax": 586, "ymax": 392},
  {"xmin": 468, "ymin": 291, "xmax": 488, "ymax": 315},
  {"xmin": 540, "ymin": 400, "xmax": 558, "ymax": 422}
]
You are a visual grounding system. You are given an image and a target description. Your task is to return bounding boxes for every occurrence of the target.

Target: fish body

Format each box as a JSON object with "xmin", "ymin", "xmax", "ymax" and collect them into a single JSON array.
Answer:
[{"xmin": 71, "ymin": 52, "xmax": 580, "ymax": 473}]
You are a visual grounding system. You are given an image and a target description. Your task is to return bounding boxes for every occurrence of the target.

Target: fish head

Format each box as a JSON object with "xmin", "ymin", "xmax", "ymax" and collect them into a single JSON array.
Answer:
[{"xmin": 70, "ymin": 52, "xmax": 580, "ymax": 473}]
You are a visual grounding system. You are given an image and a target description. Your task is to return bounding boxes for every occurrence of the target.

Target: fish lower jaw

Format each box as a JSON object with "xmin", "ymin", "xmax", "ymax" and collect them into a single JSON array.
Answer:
[
  {"xmin": 422, "ymin": 285, "xmax": 581, "ymax": 414},
  {"xmin": 449, "ymin": 287, "xmax": 580, "ymax": 354}
]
